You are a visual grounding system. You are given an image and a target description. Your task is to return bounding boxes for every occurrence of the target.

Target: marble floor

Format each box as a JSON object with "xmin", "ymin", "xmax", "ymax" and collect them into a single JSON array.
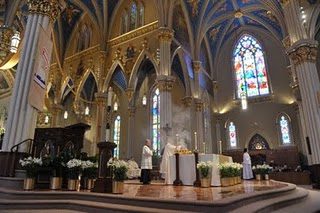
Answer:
[{"xmin": 121, "ymin": 180, "xmax": 287, "ymax": 202}]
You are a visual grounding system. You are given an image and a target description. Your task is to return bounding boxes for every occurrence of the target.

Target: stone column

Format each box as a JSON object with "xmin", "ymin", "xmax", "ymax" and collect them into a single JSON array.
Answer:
[
  {"xmin": 194, "ymin": 98, "xmax": 204, "ymax": 151},
  {"xmin": 127, "ymin": 107, "xmax": 135, "ymax": 158},
  {"xmin": 287, "ymin": 41, "xmax": 320, "ymax": 164},
  {"xmin": 193, "ymin": 61, "xmax": 202, "ymax": 98},
  {"xmin": 158, "ymin": 28, "xmax": 174, "ymax": 76},
  {"xmin": 95, "ymin": 93, "xmax": 108, "ymax": 143},
  {"xmin": 2, "ymin": 0, "xmax": 62, "ymax": 151},
  {"xmin": 282, "ymin": 0, "xmax": 320, "ymax": 164},
  {"xmin": 215, "ymin": 117, "xmax": 222, "ymax": 154},
  {"xmin": 182, "ymin": 96, "xmax": 193, "ymax": 149},
  {"xmin": 157, "ymin": 76, "xmax": 175, "ymax": 150}
]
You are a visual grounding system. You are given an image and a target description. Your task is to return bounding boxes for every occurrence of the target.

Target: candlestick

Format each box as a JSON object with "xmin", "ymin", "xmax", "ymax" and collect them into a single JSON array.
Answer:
[
  {"xmin": 203, "ymin": 142, "xmax": 206, "ymax": 154},
  {"xmin": 176, "ymin": 134, "xmax": 179, "ymax": 146},
  {"xmin": 219, "ymin": 140, "xmax": 222, "ymax": 154},
  {"xmin": 194, "ymin": 132, "xmax": 197, "ymax": 150}
]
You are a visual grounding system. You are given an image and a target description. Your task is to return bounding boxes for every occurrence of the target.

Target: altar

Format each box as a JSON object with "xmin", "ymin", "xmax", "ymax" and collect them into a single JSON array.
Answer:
[{"xmin": 168, "ymin": 154, "xmax": 233, "ymax": 186}]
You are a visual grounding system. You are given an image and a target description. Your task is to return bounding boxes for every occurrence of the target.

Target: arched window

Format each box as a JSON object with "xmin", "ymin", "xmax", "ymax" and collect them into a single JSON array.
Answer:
[
  {"xmin": 138, "ymin": 2, "xmax": 144, "ymax": 27},
  {"xmin": 233, "ymin": 34, "xmax": 270, "ymax": 98},
  {"xmin": 113, "ymin": 115, "xmax": 121, "ymax": 157},
  {"xmin": 277, "ymin": 113, "xmax": 292, "ymax": 145},
  {"xmin": 129, "ymin": 3, "xmax": 138, "ymax": 31},
  {"xmin": 121, "ymin": 11, "xmax": 128, "ymax": 34},
  {"xmin": 152, "ymin": 88, "xmax": 160, "ymax": 156},
  {"xmin": 228, "ymin": 121, "xmax": 237, "ymax": 148}
]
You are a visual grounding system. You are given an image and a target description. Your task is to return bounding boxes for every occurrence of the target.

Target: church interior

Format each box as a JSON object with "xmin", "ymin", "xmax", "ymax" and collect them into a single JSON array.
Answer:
[{"xmin": 1, "ymin": 0, "xmax": 320, "ymax": 212}]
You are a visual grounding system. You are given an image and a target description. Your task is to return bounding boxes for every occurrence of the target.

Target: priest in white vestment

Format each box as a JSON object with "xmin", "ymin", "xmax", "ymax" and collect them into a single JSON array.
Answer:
[
  {"xmin": 140, "ymin": 139, "xmax": 153, "ymax": 184},
  {"xmin": 160, "ymin": 138, "xmax": 185, "ymax": 184},
  {"xmin": 243, "ymin": 148, "xmax": 253, "ymax": 180}
]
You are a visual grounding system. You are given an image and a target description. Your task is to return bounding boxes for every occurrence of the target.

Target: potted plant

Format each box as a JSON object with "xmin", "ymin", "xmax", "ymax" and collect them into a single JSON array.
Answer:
[
  {"xmin": 82, "ymin": 160, "xmax": 98, "ymax": 190},
  {"xmin": 108, "ymin": 158, "xmax": 128, "ymax": 194},
  {"xmin": 231, "ymin": 163, "xmax": 242, "ymax": 184},
  {"xmin": 19, "ymin": 157, "xmax": 43, "ymax": 190},
  {"xmin": 219, "ymin": 162, "xmax": 242, "ymax": 186},
  {"xmin": 197, "ymin": 161, "xmax": 213, "ymax": 187},
  {"xmin": 49, "ymin": 155, "xmax": 64, "ymax": 190},
  {"xmin": 253, "ymin": 164, "xmax": 266, "ymax": 180},
  {"xmin": 66, "ymin": 158, "xmax": 82, "ymax": 191},
  {"xmin": 261, "ymin": 164, "xmax": 272, "ymax": 180}
]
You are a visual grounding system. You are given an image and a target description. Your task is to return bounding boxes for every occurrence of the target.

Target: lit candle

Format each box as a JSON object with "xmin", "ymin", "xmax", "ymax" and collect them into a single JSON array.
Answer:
[
  {"xmin": 194, "ymin": 132, "xmax": 197, "ymax": 150},
  {"xmin": 203, "ymin": 142, "xmax": 206, "ymax": 154},
  {"xmin": 219, "ymin": 140, "xmax": 222, "ymax": 154}
]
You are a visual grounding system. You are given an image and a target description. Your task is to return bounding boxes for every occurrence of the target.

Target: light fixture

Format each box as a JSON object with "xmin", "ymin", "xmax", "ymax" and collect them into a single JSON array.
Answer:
[
  {"xmin": 240, "ymin": 92, "xmax": 247, "ymax": 110},
  {"xmin": 10, "ymin": 31, "xmax": 20, "ymax": 53},
  {"xmin": 44, "ymin": 115, "xmax": 49, "ymax": 124},
  {"xmin": 113, "ymin": 102, "xmax": 118, "ymax": 111},
  {"xmin": 142, "ymin": 94, "xmax": 147, "ymax": 106},
  {"xmin": 85, "ymin": 106, "xmax": 90, "ymax": 115},
  {"xmin": 64, "ymin": 110, "xmax": 68, "ymax": 119}
]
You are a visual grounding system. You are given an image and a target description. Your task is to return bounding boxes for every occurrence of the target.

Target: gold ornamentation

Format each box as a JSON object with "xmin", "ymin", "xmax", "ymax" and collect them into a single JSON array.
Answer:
[
  {"xmin": 108, "ymin": 21, "xmax": 158, "ymax": 47},
  {"xmin": 0, "ymin": 25, "xmax": 13, "ymax": 62},
  {"xmin": 234, "ymin": 10, "xmax": 243, "ymax": 18},
  {"xmin": 27, "ymin": 0, "xmax": 62, "ymax": 22},
  {"xmin": 158, "ymin": 28, "xmax": 174, "ymax": 42},
  {"xmin": 157, "ymin": 76, "xmax": 175, "ymax": 92},
  {"xmin": 188, "ymin": 0, "xmax": 200, "ymax": 17},
  {"xmin": 194, "ymin": 99, "xmax": 204, "ymax": 112},
  {"xmin": 282, "ymin": 36, "xmax": 291, "ymax": 49},
  {"xmin": 192, "ymin": 61, "xmax": 202, "ymax": 73},
  {"xmin": 287, "ymin": 42, "xmax": 318, "ymax": 66},
  {"xmin": 182, "ymin": 96, "xmax": 193, "ymax": 107},
  {"xmin": 125, "ymin": 88, "xmax": 134, "ymax": 101},
  {"xmin": 128, "ymin": 107, "xmax": 136, "ymax": 117}
]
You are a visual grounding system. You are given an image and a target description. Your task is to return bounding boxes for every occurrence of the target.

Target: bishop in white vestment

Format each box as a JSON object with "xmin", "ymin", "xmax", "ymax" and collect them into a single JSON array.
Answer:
[
  {"xmin": 243, "ymin": 148, "xmax": 253, "ymax": 180},
  {"xmin": 159, "ymin": 142, "xmax": 178, "ymax": 183}
]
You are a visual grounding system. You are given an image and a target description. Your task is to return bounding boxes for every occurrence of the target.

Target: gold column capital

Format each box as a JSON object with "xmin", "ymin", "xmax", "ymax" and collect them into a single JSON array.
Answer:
[
  {"xmin": 0, "ymin": 25, "xmax": 14, "ymax": 61},
  {"xmin": 158, "ymin": 27, "xmax": 174, "ymax": 42},
  {"xmin": 128, "ymin": 107, "xmax": 136, "ymax": 117},
  {"xmin": 192, "ymin": 61, "xmax": 202, "ymax": 73},
  {"xmin": 125, "ymin": 88, "xmax": 134, "ymax": 101},
  {"xmin": 156, "ymin": 75, "xmax": 175, "ymax": 92},
  {"xmin": 287, "ymin": 40, "xmax": 318, "ymax": 66},
  {"xmin": 182, "ymin": 96, "xmax": 193, "ymax": 107},
  {"xmin": 27, "ymin": 0, "xmax": 63, "ymax": 22},
  {"xmin": 194, "ymin": 98, "xmax": 204, "ymax": 112}
]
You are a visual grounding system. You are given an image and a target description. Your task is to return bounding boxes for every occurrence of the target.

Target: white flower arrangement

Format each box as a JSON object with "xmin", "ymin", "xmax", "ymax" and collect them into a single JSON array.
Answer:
[
  {"xmin": 197, "ymin": 161, "xmax": 214, "ymax": 178},
  {"xmin": 218, "ymin": 162, "xmax": 243, "ymax": 178},
  {"xmin": 252, "ymin": 164, "xmax": 272, "ymax": 175},
  {"xmin": 66, "ymin": 159, "xmax": 82, "ymax": 169},
  {"xmin": 81, "ymin": 160, "xmax": 98, "ymax": 169},
  {"xmin": 19, "ymin": 156, "xmax": 43, "ymax": 178},
  {"xmin": 107, "ymin": 158, "xmax": 129, "ymax": 181}
]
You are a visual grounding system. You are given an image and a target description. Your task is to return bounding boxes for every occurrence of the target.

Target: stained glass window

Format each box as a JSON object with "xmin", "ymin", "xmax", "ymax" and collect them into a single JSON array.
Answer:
[
  {"xmin": 113, "ymin": 115, "xmax": 121, "ymax": 157},
  {"xmin": 138, "ymin": 3, "xmax": 144, "ymax": 27},
  {"xmin": 121, "ymin": 12, "xmax": 128, "ymax": 34},
  {"xmin": 228, "ymin": 122, "xmax": 237, "ymax": 148},
  {"xmin": 129, "ymin": 3, "xmax": 137, "ymax": 31},
  {"xmin": 152, "ymin": 88, "xmax": 160, "ymax": 156},
  {"xmin": 234, "ymin": 34, "xmax": 270, "ymax": 98},
  {"xmin": 279, "ymin": 115, "xmax": 291, "ymax": 144}
]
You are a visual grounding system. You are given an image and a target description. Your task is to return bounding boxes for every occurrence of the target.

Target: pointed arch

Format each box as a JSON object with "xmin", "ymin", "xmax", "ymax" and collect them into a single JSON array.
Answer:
[
  {"xmin": 60, "ymin": 76, "xmax": 74, "ymax": 103},
  {"xmin": 248, "ymin": 134, "xmax": 270, "ymax": 150},
  {"xmin": 104, "ymin": 60, "xmax": 126, "ymax": 92},
  {"xmin": 309, "ymin": 4, "xmax": 320, "ymax": 38},
  {"xmin": 233, "ymin": 33, "xmax": 270, "ymax": 99},
  {"xmin": 128, "ymin": 50, "xmax": 159, "ymax": 89},
  {"xmin": 74, "ymin": 69, "xmax": 98, "ymax": 102}
]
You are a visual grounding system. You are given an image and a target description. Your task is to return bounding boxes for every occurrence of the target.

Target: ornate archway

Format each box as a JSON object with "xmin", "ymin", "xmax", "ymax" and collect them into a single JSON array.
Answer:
[{"xmin": 248, "ymin": 134, "xmax": 270, "ymax": 150}]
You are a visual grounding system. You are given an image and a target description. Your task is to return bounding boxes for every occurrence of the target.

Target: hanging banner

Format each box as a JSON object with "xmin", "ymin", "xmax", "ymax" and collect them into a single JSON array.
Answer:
[{"xmin": 28, "ymin": 25, "xmax": 53, "ymax": 111}]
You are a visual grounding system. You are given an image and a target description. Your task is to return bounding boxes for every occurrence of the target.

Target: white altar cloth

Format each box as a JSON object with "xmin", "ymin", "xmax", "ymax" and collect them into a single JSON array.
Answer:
[{"xmin": 167, "ymin": 154, "xmax": 233, "ymax": 186}]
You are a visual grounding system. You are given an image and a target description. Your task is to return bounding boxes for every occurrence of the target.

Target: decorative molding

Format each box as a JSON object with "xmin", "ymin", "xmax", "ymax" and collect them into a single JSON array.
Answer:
[
  {"xmin": 194, "ymin": 98, "xmax": 204, "ymax": 112},
  {"xmin": 282, "ymin": 36, "xmax": 291, "ymax": 49},
  {"xmin": 182, "ymin": 96, "xmax": 193, "ymax": 107},
  {"xmin": 0, "ymin": 26, "xmax": 13, "ymax": 64},
  {"xmin": 158, "ymin": 27, "xmax": 174, "ymax": 42},
  {"xmin": 188, "ymin": 0, "xmax": 200, "ymax": 17},
  {"xmin": 234, "ymin": 10, "xmax": 243, "ymax": 19},
  {"xmin": 125, "ymin": 88, "xmax": 134, "ymax": 101},
  {"xmin": 27, "ymin": 0, "xmax": 63, "ymax": 22},
  {"xmin": 157, "ymin": 75, "xmax": 175, "ymax": 92},
  {"xmin": 108, "ymin": 21, "xmax": 159, "ymax": 47},
  {"xmin": 287, "ymin": 40, "xmax": 318, "ymax": 66},
  {"xmin": 128, "ymin": 107, "xmax": 136, "ymax": 117},
  {"xmin": 192, "ymin": 61, "xmax": 202, "ymax": 73}
]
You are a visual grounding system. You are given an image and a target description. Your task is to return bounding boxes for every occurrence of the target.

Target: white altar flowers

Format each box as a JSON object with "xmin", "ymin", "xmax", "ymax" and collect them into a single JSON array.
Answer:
[{"xmin": 19, "ymin": 157, "xmax": 43, "ymax": 178}]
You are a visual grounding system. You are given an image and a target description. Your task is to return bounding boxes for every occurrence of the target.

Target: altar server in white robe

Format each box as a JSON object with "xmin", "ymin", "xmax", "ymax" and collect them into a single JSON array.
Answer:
[
  {"xmin": 243, "ymin": 148, "xmax": 253, "ymax": 180},
  {"xmin": 160, "ymin": 142, "xmax": 180, "ymax": 183},
  {"xmin": 140, "ymin": 139, "xmax": 153, "ymax": 184}
]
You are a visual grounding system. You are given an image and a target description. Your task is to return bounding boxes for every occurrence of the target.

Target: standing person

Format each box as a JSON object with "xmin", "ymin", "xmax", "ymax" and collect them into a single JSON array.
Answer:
[
  {"xmin": 140, "ymin": 139, "xmax": 153, "ymax": 184},
  {"xmin": 243, "ymin": 148, "xmax": 253, "ymax": 180}
]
